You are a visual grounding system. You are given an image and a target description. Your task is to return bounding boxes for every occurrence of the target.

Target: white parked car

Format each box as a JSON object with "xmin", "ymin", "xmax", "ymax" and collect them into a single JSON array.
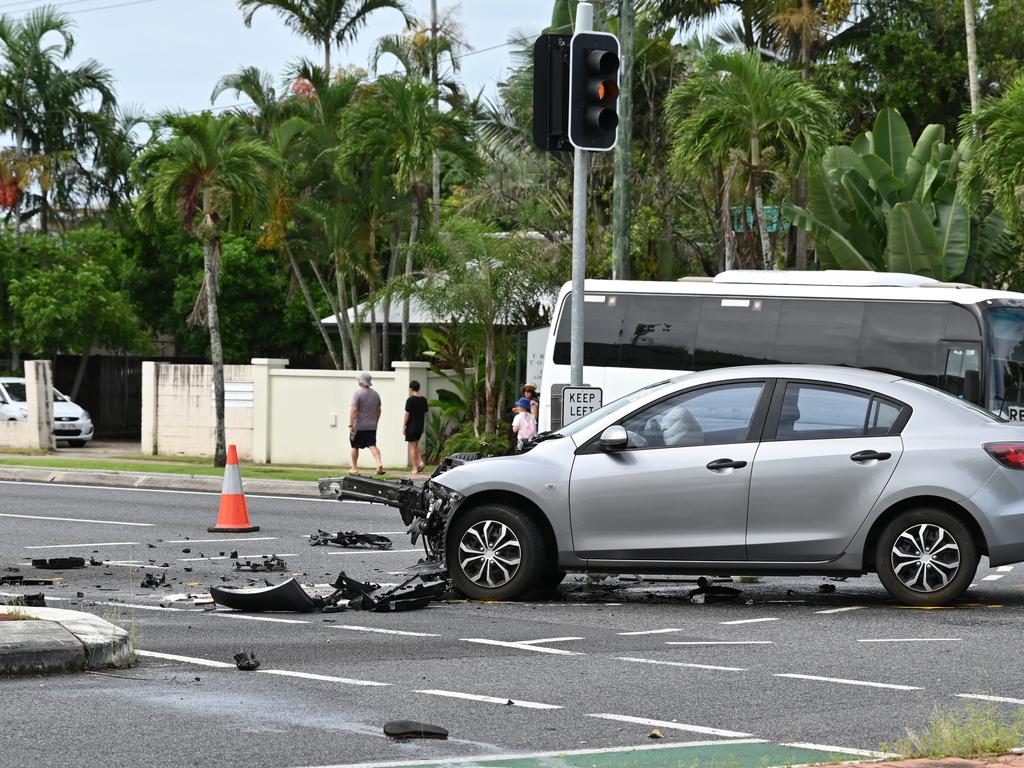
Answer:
[{"xmin": 0, "ymin": 377, "xmax": 95, "ymax": 446}]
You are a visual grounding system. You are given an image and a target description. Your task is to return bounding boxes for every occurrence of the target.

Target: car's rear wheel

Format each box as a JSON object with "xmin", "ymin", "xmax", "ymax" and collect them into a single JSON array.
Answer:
[
  {"xmin": 446, "ymin": 503, "xmax": 546, "ymax": 601},
  {"xmin": 874, "ymin": 508, "xmax": 978, "ymax": 606}
]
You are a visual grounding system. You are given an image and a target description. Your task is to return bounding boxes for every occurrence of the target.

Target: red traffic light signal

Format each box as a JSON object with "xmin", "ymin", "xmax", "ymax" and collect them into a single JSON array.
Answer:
[{"xmin": 568, "ymin": 31, "xmax": 620, "ymax": 151}]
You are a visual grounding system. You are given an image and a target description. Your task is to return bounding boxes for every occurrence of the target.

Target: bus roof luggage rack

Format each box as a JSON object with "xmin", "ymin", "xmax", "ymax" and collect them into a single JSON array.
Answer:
[
  {"xmin": 711, "ymin": 270, "xmax": 941, "ymax": 288},
  {"xmin": 920, "ymin": 281, "xmax": 977, "ymax": 289}
]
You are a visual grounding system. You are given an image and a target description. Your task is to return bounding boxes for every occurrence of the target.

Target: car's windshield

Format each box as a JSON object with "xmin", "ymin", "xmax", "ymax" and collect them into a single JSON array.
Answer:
[
  {"xmin": 2, "ymin": 383, "xmax": 68, "ymax": 403},
  {"xmin": 986, "ymin": 307, "xmax": 1024, "ymax": 420},
  {"xmin": 557, "ymin": 379, "xmax": 676, "ymax": 437}
]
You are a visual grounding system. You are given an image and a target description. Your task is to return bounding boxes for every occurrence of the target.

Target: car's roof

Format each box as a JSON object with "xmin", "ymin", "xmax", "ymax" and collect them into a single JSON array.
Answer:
[{"xmin": 663, "ymin": 364, "xmax": 903, "ymax": 388}]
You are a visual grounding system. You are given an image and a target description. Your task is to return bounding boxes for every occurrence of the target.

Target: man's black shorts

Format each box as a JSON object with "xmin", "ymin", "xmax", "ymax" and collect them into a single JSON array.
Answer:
[{"xmin": 350, "ymin": 429, "xmax": 377, "ymax": 449}]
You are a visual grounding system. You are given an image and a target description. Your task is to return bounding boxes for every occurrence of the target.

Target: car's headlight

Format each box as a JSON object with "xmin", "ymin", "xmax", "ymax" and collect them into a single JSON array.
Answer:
[{"xmin": 16, "ymin": 408, "xmax": 27, "ymax": 418}]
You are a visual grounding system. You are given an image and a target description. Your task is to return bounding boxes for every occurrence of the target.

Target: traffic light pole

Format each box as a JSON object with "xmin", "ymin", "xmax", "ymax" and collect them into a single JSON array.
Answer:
[{"xmin": 569, "ymin": 2, "xmax": 593, "ymax": 388}]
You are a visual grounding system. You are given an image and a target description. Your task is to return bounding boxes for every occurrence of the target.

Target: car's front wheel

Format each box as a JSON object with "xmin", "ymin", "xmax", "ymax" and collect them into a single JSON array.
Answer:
[
  {"xmin": 875, "ymin": 508, "xmax": 978, "ymax": 606},
  {"xmin": 447, "ymin": 503, "xmax": 547, "ymax": 601}
]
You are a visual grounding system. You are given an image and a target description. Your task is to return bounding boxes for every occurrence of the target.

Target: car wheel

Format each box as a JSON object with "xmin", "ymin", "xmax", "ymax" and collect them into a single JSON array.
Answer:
[
  {"xmin": 875, "ymin": 508, "xmax": 978, "ymax": 606},
  {"xmin": 535, "ymin": 568, "xmax": 567, "ymax": 595},
  {"xmin": 447, "ymin": 503, "xmax": 546, "ymax": 601}
]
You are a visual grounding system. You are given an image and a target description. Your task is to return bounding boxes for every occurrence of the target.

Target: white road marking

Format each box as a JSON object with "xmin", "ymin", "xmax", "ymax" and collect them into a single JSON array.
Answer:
[
  {"xmin": 998, "ymin": 565, "xmax": 1014, "ymax": 572},
  {"xmin": 98, "ymin": 602, "xmax": 201, "ymax": 613},
  {"xmin": 587, "ymin": 713, "xmax": 753, "ymax": 738},
  {"xmin": 617, "ymin": 656, "xmax": 746, "ymax": 672},
  {"xmin": 206, "ymin": 612, "xmax": 310, "ymax": 625},
  {"xmin": 774, "ymin": 673, "xmax": 921, "ymax": 691},
  {"xmin": 415, "ymin": 689, "xmax": 561, "ymax": 709},
  {"xmin": 0, "ymin": 479, "xmax": 336, "ymax": 503},
  {"xmin": 461, "ymin": 638, "xmax": 582, "ymax": 655},
  {"xmin": 102, "ymin": 561, "xmax": 171, "ymax": 569},
  {"xmin": 781, "ymin": 743, "xmax": 898, "ymax": 758},
  {"xmin": 24, "ymin": 541, "xmax": 139, "ymax": 549},
  {"xmin": 666, "ymin": 641, "xmax": 775, "ymax": 646},
  {"xmin": 166, "ymin": 537, "xmax": 278, "ymax": 544},
  {"xmin": 137, "ymin": 649, "xmax": 234, "ymax": 668},
  {"xmin": 815, "ymin": 606, "xmax": 864, "ymax": 614},
  {"xmin": 298, "ymin": 739, "xmax": 769, "ymax": 768},
  {"xmin": 956, "ymin": 693, "xmax": 1024, "ymax": 705},
  {"xmin": 720, "ymin": 618, "xmax": 780, "ymax": 625},
  {"xmin": 617, "ymin": 628, "xmax": 683, "ymax": 636},
  {"xmin": 518, "ymin": 636, "xmax": 584, "ymax": 646},
  {"xmin": 857, "ymin": 638, "xmax": 962, "ymax": 643},
  {"xmin": 330, "ymin": 625, "xmax": 440, "ymax": 638},
  {"xmin": 0, "ymin": 512, "xmax": 153, "ymax": 527},
  {"xmin": 178, "ymin": 553, "xmax": 297, "ymax": 562},
  {"xmin": 259, "ymin": 669, "xmax": 388, "ymax": 687},
  {"xmin": 982, "ymin": 574, "xmax": 1005, "ymax": 581},
  {"xmin": 325, "ymin": 549, "xmax": 422, "ymax": 555},
  {"xmin": 0, "ymin": 591, "xmax": 69, "ymax": 601}
]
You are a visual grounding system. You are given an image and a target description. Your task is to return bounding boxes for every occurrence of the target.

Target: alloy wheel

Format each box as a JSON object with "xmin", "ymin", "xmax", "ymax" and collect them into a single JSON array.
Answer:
[
  {"xmin": 890, "ymin": 523, "xmax": 961, "ymax": 593},
  {"xmin": 458, "ymin": 519, "xmax": 522, "ymax": 588}
]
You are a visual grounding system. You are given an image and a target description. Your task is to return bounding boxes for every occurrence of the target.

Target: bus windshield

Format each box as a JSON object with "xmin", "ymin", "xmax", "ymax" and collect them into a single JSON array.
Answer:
[{"xmin": 986, "ymin": 307, "xmax": 1024, "ymax": 419}]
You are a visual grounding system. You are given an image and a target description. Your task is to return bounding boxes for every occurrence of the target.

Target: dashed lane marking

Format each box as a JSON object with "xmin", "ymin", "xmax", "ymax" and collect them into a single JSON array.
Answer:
[
  {"xmin": 815, "ymin": 606, "xmax": 864, "ymax": 614},
  {"xmin": 325, "ymin": 549, "xmax": 423, "ymax": 555},
  {"xmin": 587, "ymin": 713, "xmax": 754, "ymax": 738},
  {"xmin": 102, "ymin": 560, "xmax": 170, "ymax": 569},
  {"xmin": 617, "ymin": 656, "xmax": 746, "ymax": 672},
  {"xmin": 329, "ymin": 625, "xmax": 440, "ymax": 637},
  {"xmin": 983, "ymin": 574, "xmax": 1005, "ymax": 581},
  {"xmin": 518, "ymin": 636, "xmax": 585, "ymax": 646},
  {"xmin": 99, "ymin": 602, "xmax": 201, "ymax": 613},
  {"xmin": 957, "ymin": 693, "xmax": 1024, "ymax": 705},
  {"xmin": 24, "ymin": 541, "xmax": 139, "ymax": 549},
  {"xmin": 666, "ymin": 641, "xmax": 775, "ymax": 646},
  {"xmin": 617, "ymin": 628, "xmax": 684, "ymax": 635},
  {"xmin": 461, "ymin": 638, "xmax": 583, "ymax": 655},
  {"xmin": 774, "ymin": 673, "xmax": 921, "ymax": 691},
  {"xmin": 0, "ymin": 479, "xmax": 337, "ymax": 503},
  {"xmin": 259, "ymin": 669, "xmax": 389, "ymax": 687},
  {"xmin": 0, "ymin": 512, "xmax": 154, "ymax": 526},
  {"xmin": 178, "ymin": 553, "xmax": 298, "ymax": 562},
  {"xmin": 166, "ymin": 537, "xmax": 278, "ymax": 544},
  {"xmin": 780, "ymin": 743, "xmax": 898, "ymax": 758},
  {"xmin": 857, "ymin": 638, "xmax": 962, "ymax": 643},
  {"xmin": 136, "ymin": 650, "xmax": 234, "ymax": 668},
  {"xmin": 206, "ymin": 612, "xmax": 310, "ymax": 625},
  {"xmin": 998, "ymin": 565, "xmax": 1014, "ymax": 572},
  {"xmin": 414, "ymin": 689, "xmax": 562, "ymax": 709},
  {"xmin": 720, "ymin": 618, "xmax": 781, "ymax": 625}
]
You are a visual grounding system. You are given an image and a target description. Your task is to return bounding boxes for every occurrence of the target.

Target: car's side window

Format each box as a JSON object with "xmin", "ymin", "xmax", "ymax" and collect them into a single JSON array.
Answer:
[
  {"xmin": 620, "ymin": 383, "xmax": 764, "ymax": 449},
  {"xmin": 867, "ymin": 397, "xmax": 902, "ymax": 436},
  {"xmin": 776, "ymin": 383, "xmax": 872, "ymax": 440}
]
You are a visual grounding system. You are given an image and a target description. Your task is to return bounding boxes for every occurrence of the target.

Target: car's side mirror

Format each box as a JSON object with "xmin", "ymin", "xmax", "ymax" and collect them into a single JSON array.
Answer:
[{"xmin": 599, "ymin": 425, "xmax": 629, "ymax": 451}]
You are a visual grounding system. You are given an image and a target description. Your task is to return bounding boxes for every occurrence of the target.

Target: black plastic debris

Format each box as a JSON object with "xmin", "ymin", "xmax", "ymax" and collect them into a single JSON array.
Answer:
[
  {"xmin": 309, "ymin": 530, "xmax": 393, "ymax": 550},
  {"xmin": 31, "ymin": 557, "xmax": 85, "ymax": 570},
  {"xmin": 2, "ymin": 593, "xmax": 46, "ymax": 607},
  {"xmin": 233, "ymin": 555, "xmax": 287, "ymax": 572},
  {"xmin": 229, "ymin": 550, "xmax": 238, "ymax": 559},
  {"xmin": 140, "ymin": 573, "xmax": 166, "ymax": 589},
  {"xmin": 211, "ymin": 578, "xmax": 319, "ymax": 613},
  {"xmin": 383, "ymin": 721, "xmax": 448, "ymax": 740},
  {"xmin": 337, "ymin": 571, "xmax": 446, "ymax": 612},
  {"xmin": 0, "ymin": 576, "xmax": 58, "ymax": 586},
  {"xmin": 233, "ymin": 651, "xmax": 260, "ymax": 670},
  {"xmin": 688, "ymin": 576, "xmax": 742, "ymax": 604},
  {"xmin": 89, "ymin": 557, "xmax": 102, "ymax": 566}
]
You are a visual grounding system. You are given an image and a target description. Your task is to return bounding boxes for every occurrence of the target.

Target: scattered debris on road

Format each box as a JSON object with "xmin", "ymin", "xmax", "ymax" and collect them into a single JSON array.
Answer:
[
  {"xmin": 211, "ymin": 578, "xmax": 319, "ymax": 612},
  {"xmin": 140, "ymin": 573, "xmax": 166, "ymax": 589},
  {"xmin": 649, "ymin": 729, "xmax": 663, "ymax": 739},
  {"xmin": 339, "ymin": 572, "xmax": 447, "ymax": 612},
  {"xmin": 233, "ymin": 651, "xmax": 260, "ymax": 670},
  {"xmin": 688, "ymin": 576, "xmax": 742, "ymax": 604},
  {"xmin": 309, "ymin": 530, "xmax": 393, "ymax": 550},
  {"xmin": 233, "ymin": 555, "xmax": 287, "ymax": 572},
  {"xmin": 383, "ymin": 721, "xmax": 448, "ymax": 740},
  {"xmin": 31, "ymin": 557, "xmax": 86, "ymax": 570}
]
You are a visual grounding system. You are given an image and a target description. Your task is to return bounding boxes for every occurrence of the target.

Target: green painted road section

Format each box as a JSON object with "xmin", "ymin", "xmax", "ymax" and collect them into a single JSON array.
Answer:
[{"xmin": 372, "ymin": 740, "xmax": 869, "ymax": 768}]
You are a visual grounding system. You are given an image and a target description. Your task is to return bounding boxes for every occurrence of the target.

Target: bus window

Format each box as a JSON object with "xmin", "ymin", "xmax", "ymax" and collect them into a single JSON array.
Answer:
[
  {"xmin": 941, "ymin": 346, "xmax": 981, "ymax": 402},
  {"xmin": 946, "ymin": 305, "xmax": 982, "ymax": 340},
  {"xmin": 553, "ymin": 294, "xmax": 626, "ymax": 367},
  {"xmin": 775, "ymin": 299, "xmax": 864, "ymax": 366},
  {"xmin": 694, "ymin": 297, "xmax": 782, "ymax": 369},
  {"xmin": 620, "ymin": 294, "xmax": 700, "ymax": 369},
  {"xmin": 985, "ymin": 306, "xmax": 1024, "ymax": 419},
  {"xmin": 858, "ymin": 302, "xmax": 947, "ymax": 385}
]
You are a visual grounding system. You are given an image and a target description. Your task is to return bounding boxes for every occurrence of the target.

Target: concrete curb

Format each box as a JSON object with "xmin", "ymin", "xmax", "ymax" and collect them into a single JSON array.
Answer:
[
  {"xmin": 0, "ymin": 605, "xmax": 134, "ymax": 676},
  {"xmin": 0, "ymin": 464, "xmax": 321, "ymax": 498}
]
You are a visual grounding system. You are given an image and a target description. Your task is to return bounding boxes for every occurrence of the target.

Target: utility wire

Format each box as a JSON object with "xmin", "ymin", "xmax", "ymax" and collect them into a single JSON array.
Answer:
[{"xmin": 0, "ymin": 0, "xmax": 167, "ymax": 19}]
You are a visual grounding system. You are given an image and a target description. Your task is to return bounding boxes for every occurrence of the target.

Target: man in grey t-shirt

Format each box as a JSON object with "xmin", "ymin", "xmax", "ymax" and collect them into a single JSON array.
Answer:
[{"xmin": 349, "ymin": 372, "xmax": 384, "ymax": 474}]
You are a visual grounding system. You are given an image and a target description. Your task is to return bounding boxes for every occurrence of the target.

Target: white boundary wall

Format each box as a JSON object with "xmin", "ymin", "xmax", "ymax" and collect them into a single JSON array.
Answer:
[
  {"xmin": 0, "ymin": 360, "xmax": 55, "ymax": 450},
  {"xmin": 143, "ymin": 359, "xmax": 446, "ymax": 469}
]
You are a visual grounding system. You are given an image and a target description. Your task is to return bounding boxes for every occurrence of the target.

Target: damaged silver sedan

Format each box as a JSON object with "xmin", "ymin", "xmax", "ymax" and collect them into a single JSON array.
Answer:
[{"xmin": 322, "ymin": 365, "xmax": 1024, "ymax": 606}]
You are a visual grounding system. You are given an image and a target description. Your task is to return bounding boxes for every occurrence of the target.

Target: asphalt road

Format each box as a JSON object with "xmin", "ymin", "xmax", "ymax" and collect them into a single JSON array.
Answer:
[{"xmin": 2, "ymin": 479, "xmax": 1023, "ymax": 768}]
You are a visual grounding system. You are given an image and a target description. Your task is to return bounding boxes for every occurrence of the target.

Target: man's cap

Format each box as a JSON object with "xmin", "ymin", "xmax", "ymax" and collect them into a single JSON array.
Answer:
[{"xmin": 357, "ymin": 372, "xmax": 372, "ymax": 386}]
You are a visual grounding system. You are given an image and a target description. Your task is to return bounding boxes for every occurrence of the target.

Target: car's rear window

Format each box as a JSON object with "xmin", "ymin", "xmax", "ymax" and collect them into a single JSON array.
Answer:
[{"xmin": 900, "ymin": 379, "xmax": 1005, "ymax": 423}]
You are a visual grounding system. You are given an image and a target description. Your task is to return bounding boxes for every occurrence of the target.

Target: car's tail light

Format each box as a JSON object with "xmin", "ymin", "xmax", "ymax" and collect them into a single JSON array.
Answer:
[{"xmin": 984, "ymin": 442, "xmax": 1024, "ymax": 469}]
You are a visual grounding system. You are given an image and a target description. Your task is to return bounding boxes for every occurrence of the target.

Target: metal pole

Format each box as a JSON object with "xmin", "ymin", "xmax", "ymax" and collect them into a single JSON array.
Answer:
[{"xmin": 569, "ymin": 2, "xmax": 593, "ymax": 388}]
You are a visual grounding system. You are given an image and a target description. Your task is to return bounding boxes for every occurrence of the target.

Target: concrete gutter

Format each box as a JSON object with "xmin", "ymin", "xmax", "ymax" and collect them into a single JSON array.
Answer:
[
  {"xmin": 0, "ymin": 605, "xmax": 134, "ymax": 676},
  {"xmin": 0, "ymin": 464, "xmax": 321, "ymax": 498}
]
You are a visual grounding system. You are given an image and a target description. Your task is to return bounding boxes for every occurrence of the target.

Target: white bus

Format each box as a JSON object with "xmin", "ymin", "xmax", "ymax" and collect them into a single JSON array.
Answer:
[{"xmin": 539, "ymin": 270, "xmax": 1024, "ymax": 431}]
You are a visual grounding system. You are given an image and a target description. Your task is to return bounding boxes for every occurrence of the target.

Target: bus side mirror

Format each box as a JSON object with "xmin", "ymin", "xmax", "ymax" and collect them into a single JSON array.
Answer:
[
  {"xmin": 964, "ymin": 369, "xmax": 981, "ymax": 404},
  {"xmin": 599, "ymin": 425, "xmax": 628, "ymax": 451}
]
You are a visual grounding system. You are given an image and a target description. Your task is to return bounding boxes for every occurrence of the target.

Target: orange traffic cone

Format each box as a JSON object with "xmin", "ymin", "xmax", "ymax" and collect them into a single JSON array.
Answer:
[{"xmin": 208, "ymin": 444, "xmax": 260, "ymax": 533}]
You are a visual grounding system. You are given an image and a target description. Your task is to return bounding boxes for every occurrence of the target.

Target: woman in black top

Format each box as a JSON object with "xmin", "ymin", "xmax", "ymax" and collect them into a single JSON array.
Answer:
[{"xmin": 403, "ymin": 380, "xmax": 429, "ymax": 474}]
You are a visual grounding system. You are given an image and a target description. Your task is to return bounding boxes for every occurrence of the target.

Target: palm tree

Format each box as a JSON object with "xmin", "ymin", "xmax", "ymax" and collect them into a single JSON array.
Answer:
[
  {"xmin": 134, "ymin": 113, "xmax": 278, "ymax": 466},
  {"xmin": 666, "ymin": 49, "xmax": 833, "ymax": 269},
  {"xmin": 342, "ymin": 75, "xmax": 478, "ymax": 357},
  {"xmin": 237, "ymin": 0, "xmax": 412, "ymax": 74}
]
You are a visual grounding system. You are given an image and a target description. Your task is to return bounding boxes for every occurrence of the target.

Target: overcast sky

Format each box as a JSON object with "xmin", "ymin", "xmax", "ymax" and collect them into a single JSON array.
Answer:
[{"xmin": 22, "ymin": 0, "xmax": 558, "ymax": 115}]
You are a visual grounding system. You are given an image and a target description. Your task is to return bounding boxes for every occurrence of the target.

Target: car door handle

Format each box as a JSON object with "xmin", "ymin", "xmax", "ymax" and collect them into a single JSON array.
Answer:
[
  {"xmin": 706, "ymin": 458, "xmax": 747, "ymax": 471},
  {"xmin": 850, "ymin": 450, "xmax": 891, "ymax": 463}
]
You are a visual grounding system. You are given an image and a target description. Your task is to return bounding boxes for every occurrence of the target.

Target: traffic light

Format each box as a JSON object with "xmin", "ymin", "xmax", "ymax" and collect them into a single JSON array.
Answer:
[
  {"xmin": 532, "ymin": 34, "xmax": 572, "ymax": 152},
  {"xmin": 568, "ymin": 31, "xmax": 620, "ymax": 151}
]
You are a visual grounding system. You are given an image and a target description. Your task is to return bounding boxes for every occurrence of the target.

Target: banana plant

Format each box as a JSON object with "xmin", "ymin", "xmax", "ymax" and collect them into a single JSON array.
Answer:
[{"xmin": 787, "ymin": 107, "xmax": 1009, "ymax": 281}]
